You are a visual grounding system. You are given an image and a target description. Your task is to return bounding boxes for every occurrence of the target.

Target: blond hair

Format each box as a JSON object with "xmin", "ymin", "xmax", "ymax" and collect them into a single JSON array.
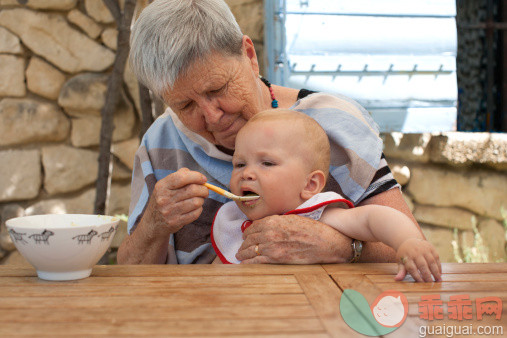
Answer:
[{"xmin": 246, "ymin": 109, "xmax": 330, "ymax": 178}]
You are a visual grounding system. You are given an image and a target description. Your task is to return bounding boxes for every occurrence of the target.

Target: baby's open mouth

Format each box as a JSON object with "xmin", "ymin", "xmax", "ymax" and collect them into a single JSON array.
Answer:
[
  {"xmin": 242, "ymin": 190, "xmax": 257, "ymax": 197},
  {"xmin": 240, "ymin": 190, "xmax": 260, "ymax": 207}
]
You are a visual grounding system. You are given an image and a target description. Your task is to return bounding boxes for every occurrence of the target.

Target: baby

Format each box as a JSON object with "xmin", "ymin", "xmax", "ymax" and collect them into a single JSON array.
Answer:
[{"xmin": 211, "ymin": 109, "xmax": 441, "ymax": 282}]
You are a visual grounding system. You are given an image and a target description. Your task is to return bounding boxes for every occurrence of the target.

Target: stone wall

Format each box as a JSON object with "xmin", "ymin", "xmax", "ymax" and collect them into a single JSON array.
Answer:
[
  {"xmin": 384, "ymin": 132, "xmax": 506, "ymax": 263},
  {"xmin": 0, "ymin": 0, "xmax": 505, "ymax": 265},
  {"xmin": 0, "ymin": 0, "xmax": 140, "ymax": 264}
]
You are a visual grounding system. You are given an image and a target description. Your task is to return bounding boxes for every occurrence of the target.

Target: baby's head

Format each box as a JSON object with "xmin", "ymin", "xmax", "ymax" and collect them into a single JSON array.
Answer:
[{"xmin": 230, "ymin": 109, "xmax": 330, "ymax": 220}]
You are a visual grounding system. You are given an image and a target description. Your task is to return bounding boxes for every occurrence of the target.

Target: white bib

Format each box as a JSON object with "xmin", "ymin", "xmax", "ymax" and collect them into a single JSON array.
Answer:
[{"xmin": 211, "ymin": 192, "xmax": 353, "ymax": 264}]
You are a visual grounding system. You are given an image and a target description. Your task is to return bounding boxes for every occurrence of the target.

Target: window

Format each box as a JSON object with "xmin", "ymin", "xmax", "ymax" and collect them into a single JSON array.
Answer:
[{"xmin": 264, "ymin": 0, "xmax": 458, "ymax": 132}]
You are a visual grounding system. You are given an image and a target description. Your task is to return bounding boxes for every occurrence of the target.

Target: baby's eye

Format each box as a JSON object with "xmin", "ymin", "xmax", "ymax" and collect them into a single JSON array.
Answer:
[
  {"xmin": 262, "ymin": 161, "xmax": 275, "ymax": 167},
  {"xmin": 233, "ymin": 162, "xmax": 245, "ymax": 168}
]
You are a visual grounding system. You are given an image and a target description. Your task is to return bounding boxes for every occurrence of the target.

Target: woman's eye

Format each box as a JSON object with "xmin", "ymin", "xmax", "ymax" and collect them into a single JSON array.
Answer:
[
  {"xmin": 210, "ymin": 85, "xmax": 225, "ymax": 94},
  {"xmin": 180, "ymin": 102, "xmax": 192, "ymax": 111},
  {"xmin": 262, "ymin": 161, "xmax": 275, "ymax": 167}
]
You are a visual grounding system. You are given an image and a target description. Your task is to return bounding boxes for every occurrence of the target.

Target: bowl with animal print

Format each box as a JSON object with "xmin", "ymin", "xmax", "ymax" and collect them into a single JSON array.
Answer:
[{"xmin": 6, "ymin": 214, "xmax": 120, "ymax": 281}]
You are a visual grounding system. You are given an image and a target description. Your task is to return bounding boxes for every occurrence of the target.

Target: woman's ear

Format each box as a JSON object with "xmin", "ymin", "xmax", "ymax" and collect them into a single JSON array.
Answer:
[
  {"xmin": 242, "ymin": 35, "xmax": 259, "ymax": 74},
  {"xmin": 301, "ymin": 170, "xmax": 327, "ymax": 200}
]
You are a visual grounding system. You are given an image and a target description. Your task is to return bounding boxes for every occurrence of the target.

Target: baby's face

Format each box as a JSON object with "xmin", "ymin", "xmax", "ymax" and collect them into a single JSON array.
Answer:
[{"xmin": 230, "ymin": 119, "xmax": 311, "ymax": 220}]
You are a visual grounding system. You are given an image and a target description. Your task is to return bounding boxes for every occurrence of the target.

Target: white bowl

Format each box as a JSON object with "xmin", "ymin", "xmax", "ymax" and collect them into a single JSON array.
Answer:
[{"xmin": 6, "ymin": 214, "xmax": 119, "ymax": 281}]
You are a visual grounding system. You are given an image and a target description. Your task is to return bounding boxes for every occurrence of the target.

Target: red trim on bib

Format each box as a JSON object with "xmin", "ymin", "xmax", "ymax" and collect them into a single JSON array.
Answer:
[
  {"xmin": 210, "ymin": 209, "xmax": 233, "ymax": 264},
  {"xmin": 284, "ymin": 198, "xmax": 354, "ymax": 215},
  {"xmin": 241, "ymin": 220, "xmax": 253, "ymax": 233}
]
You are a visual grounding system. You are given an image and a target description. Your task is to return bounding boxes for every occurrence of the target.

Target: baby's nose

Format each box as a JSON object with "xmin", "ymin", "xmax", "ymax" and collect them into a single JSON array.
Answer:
[{"xmin": 241, "ymin": 166, "xmax": 256, "ymax": 180}]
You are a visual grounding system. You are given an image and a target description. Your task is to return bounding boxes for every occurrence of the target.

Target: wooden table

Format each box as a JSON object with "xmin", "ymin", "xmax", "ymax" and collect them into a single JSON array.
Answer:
[{"xmin": 0, "ymin": 263, "xmax": 505, "ymax": 337}]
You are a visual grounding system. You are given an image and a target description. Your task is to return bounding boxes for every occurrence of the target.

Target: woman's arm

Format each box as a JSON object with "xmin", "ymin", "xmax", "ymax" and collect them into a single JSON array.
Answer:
[{"xmin": 117, "ymin": 168, "xmax": 209, "ymax": 264}]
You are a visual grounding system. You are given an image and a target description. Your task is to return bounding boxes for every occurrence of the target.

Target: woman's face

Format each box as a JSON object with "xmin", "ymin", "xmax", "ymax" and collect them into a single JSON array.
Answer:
[{"xmin": 163, "ymin": 39, "xmax": 267, "ymax": 150}]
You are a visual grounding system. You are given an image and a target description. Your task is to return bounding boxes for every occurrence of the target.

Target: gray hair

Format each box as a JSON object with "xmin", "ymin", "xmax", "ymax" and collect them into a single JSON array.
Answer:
[{"xmin": 129, "ymin": 0, "xmax": 244, "ymax": 98}]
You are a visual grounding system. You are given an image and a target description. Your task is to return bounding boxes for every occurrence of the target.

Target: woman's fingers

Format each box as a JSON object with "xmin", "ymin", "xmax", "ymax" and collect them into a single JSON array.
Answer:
[
  {"xmin": 164, "ymin": 167, "xmax": 208, "ymax": 190},
  {"xmin": 149, "ymin": 168, "xmax": 209, "ymax": 233},
  {"xmin": 236, "ymin": 232, "xmax": 264, "ymax": 261}
]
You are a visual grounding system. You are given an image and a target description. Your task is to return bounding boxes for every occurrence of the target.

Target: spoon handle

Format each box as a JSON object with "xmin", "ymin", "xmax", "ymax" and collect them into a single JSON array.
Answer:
[{"xmin": 204, "ymin": 183, "xmax": 259, "ymax": 201}]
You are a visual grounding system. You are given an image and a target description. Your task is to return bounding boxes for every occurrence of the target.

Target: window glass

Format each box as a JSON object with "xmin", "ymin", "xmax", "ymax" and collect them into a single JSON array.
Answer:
[{"xmin": 268, "ymin": 0, "xmax": 458, "ymax": 132}]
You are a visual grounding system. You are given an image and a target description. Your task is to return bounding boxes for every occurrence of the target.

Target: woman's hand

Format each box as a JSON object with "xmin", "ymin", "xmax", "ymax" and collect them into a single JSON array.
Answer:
[
  {"xmin": 235, "ymin": 214, "xmax": 352, "ymax": 264},
  {"xmin": 147, "ymin": 167, "xmax": 209, "ymax": 237},
  {"xmin": 116, "ymin": 168, "xmax": 208, "ymax": 264}
]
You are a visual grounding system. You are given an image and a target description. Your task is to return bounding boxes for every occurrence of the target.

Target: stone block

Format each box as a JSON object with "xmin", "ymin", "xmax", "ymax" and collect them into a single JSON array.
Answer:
[
  {"xmin": 0, "ymin": 204, "xmax": 24, "ymax": 252},
  {"xmin": 70, "ymin": 107, "xmax": 135, "ymax": 147},
  {"xmin": 383, "ymin": 132, "xmax": 431, "ymax": 162},
  {"xmin": 101, "ymin": 27, "xmax": 117, "ymax": 50},
  {"xmin": 0, "ymin": 150, "xmax": 41, "ymax": 202},
  {"xmin": 26, "ymin": 188, "xmax": 95, "ymax": 216},
  {"xmin": 0, "ymin": 9, "xmax": 114, "ymax": 73},
  {"xmin": 107, "ymin": 183, "xmax": 131, "ymax": 216},
  {"xmin": 413, "ymin": 204, "xmax": 475, "ymax": 230},
  {"xmin": 84, "ymin": 0, "xmax": 114, "ymax": 24},
  {"xmin": 0, "ymin": 98, "xmax": 70, "ymax": 146},
  {"xmin": 23, "ymin": 0, "xmax": 77, "ymax": 10},
  {"xmin": 26, "ymin": 57, "xmax": 66, "ymax": 100},
  {"xmin": 112, "ymin": 158, "xmax": 132, "ymax": 181},
  {"xmin": 67, "ymin": 9, "xmax": 102, "ymax": 39},
  {"xmin": 0, "ymin": 232, "xmax": 14, "ymax": 252},
  {"xmin": 420, "ymin": 224, "xmax": 456, "ymax": 262},
  {"xmin": 58, "ymin": 73, "xmax": 134, "ymax": 116},
  {"xmin": 0, "ymin": 26, "xmax": 22, "ymax": 54},
  {"xmin": 110, "ymin": 220, "xmax": 127, "ymax": 249},
  {"xmin": 459, "ymin": 230, "xmax": 475, "ymax": 251},
  {"xmin": 227, "ymin": 0, "xmax": 263, "ymax": 41},
  {"xmin": 390, "ymin": 163, "xmax": 410, "ymax": 186},
  {"xmin": 42, "ymin": 145, "xmax": 98, "ymax": 195},
  {"xmin": 123, "ymin": 62, "xmax": 141, "ymax": 117},
  {"xmin": 478, "ymin": 219, "xmax": 506, "ymax": 262},
  {"xmin": 407, "ymin": 165, "xmax": 507, "ymax": 221},
  {"xmin": 429, "ymin": 132, "xmax": 507, "ymax": 171},
  {"xmin": 0, "ymin": 55, "xmax": 25, "ymax": 96},
  {"xmin": 112, "ymin": 138, "xmax": 140, "ymax": 170},
  {"xmin": 402, "ymin": 193, "xmax": 414, "ymax": 213}
]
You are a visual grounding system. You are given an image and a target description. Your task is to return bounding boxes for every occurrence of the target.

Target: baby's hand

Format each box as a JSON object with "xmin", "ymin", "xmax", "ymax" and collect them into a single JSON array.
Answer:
[{"xmin": 394, "ymin": 238, "xmax": 442, "ymax": 282}]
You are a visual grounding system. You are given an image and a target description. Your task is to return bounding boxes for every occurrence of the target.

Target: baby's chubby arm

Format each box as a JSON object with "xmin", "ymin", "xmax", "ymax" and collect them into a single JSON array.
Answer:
[{"xmin": 320, "ymin": 205, "xmax": 441, "ymax": 282}]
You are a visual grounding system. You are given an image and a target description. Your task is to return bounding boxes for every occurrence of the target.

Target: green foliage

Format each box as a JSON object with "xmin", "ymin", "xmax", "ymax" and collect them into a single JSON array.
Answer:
[
  {"xmin": 452, "ymin": 216, "xmax": 489, "ymax": 263},
  {"xmin": 452, "ymin": 210, "xmax": 507, "ymax": 263},
  {"xmin": 113, "ymin": 214, "xmax": 128, "ymax": 222}
]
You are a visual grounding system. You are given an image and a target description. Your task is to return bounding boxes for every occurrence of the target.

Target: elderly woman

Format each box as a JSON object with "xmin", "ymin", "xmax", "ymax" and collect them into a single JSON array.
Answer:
[{"xmin": 117, "ymin": 0, "xmax": 420, "ymax": 265}]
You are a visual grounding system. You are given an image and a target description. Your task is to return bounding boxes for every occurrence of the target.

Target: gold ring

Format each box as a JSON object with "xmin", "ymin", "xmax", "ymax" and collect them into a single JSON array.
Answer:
[
  {"xmin": 401, "ymin": 256, "xmax": 407, "ymax": 264},
  {"xmin": 255, "ymin": 244, "xmax": 260, "ymax": 256}
]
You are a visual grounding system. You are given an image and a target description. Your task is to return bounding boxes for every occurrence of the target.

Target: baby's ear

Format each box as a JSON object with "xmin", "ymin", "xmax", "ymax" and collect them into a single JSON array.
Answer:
[{"xmin": 301, "ymin": 170, "xmax": 326, "ymax": 200}]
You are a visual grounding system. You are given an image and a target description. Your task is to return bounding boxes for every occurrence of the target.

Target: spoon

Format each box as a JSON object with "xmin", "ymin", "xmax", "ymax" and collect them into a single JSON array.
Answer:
[{"xmin": 204, "ymin": 183, "xmax": 260, "ymax": 202}]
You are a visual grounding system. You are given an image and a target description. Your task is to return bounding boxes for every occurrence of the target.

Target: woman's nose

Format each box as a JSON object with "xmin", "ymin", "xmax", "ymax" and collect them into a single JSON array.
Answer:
[{"xmin": 198, "ymin": 99, "xmax": 223, "ymax": 125}]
